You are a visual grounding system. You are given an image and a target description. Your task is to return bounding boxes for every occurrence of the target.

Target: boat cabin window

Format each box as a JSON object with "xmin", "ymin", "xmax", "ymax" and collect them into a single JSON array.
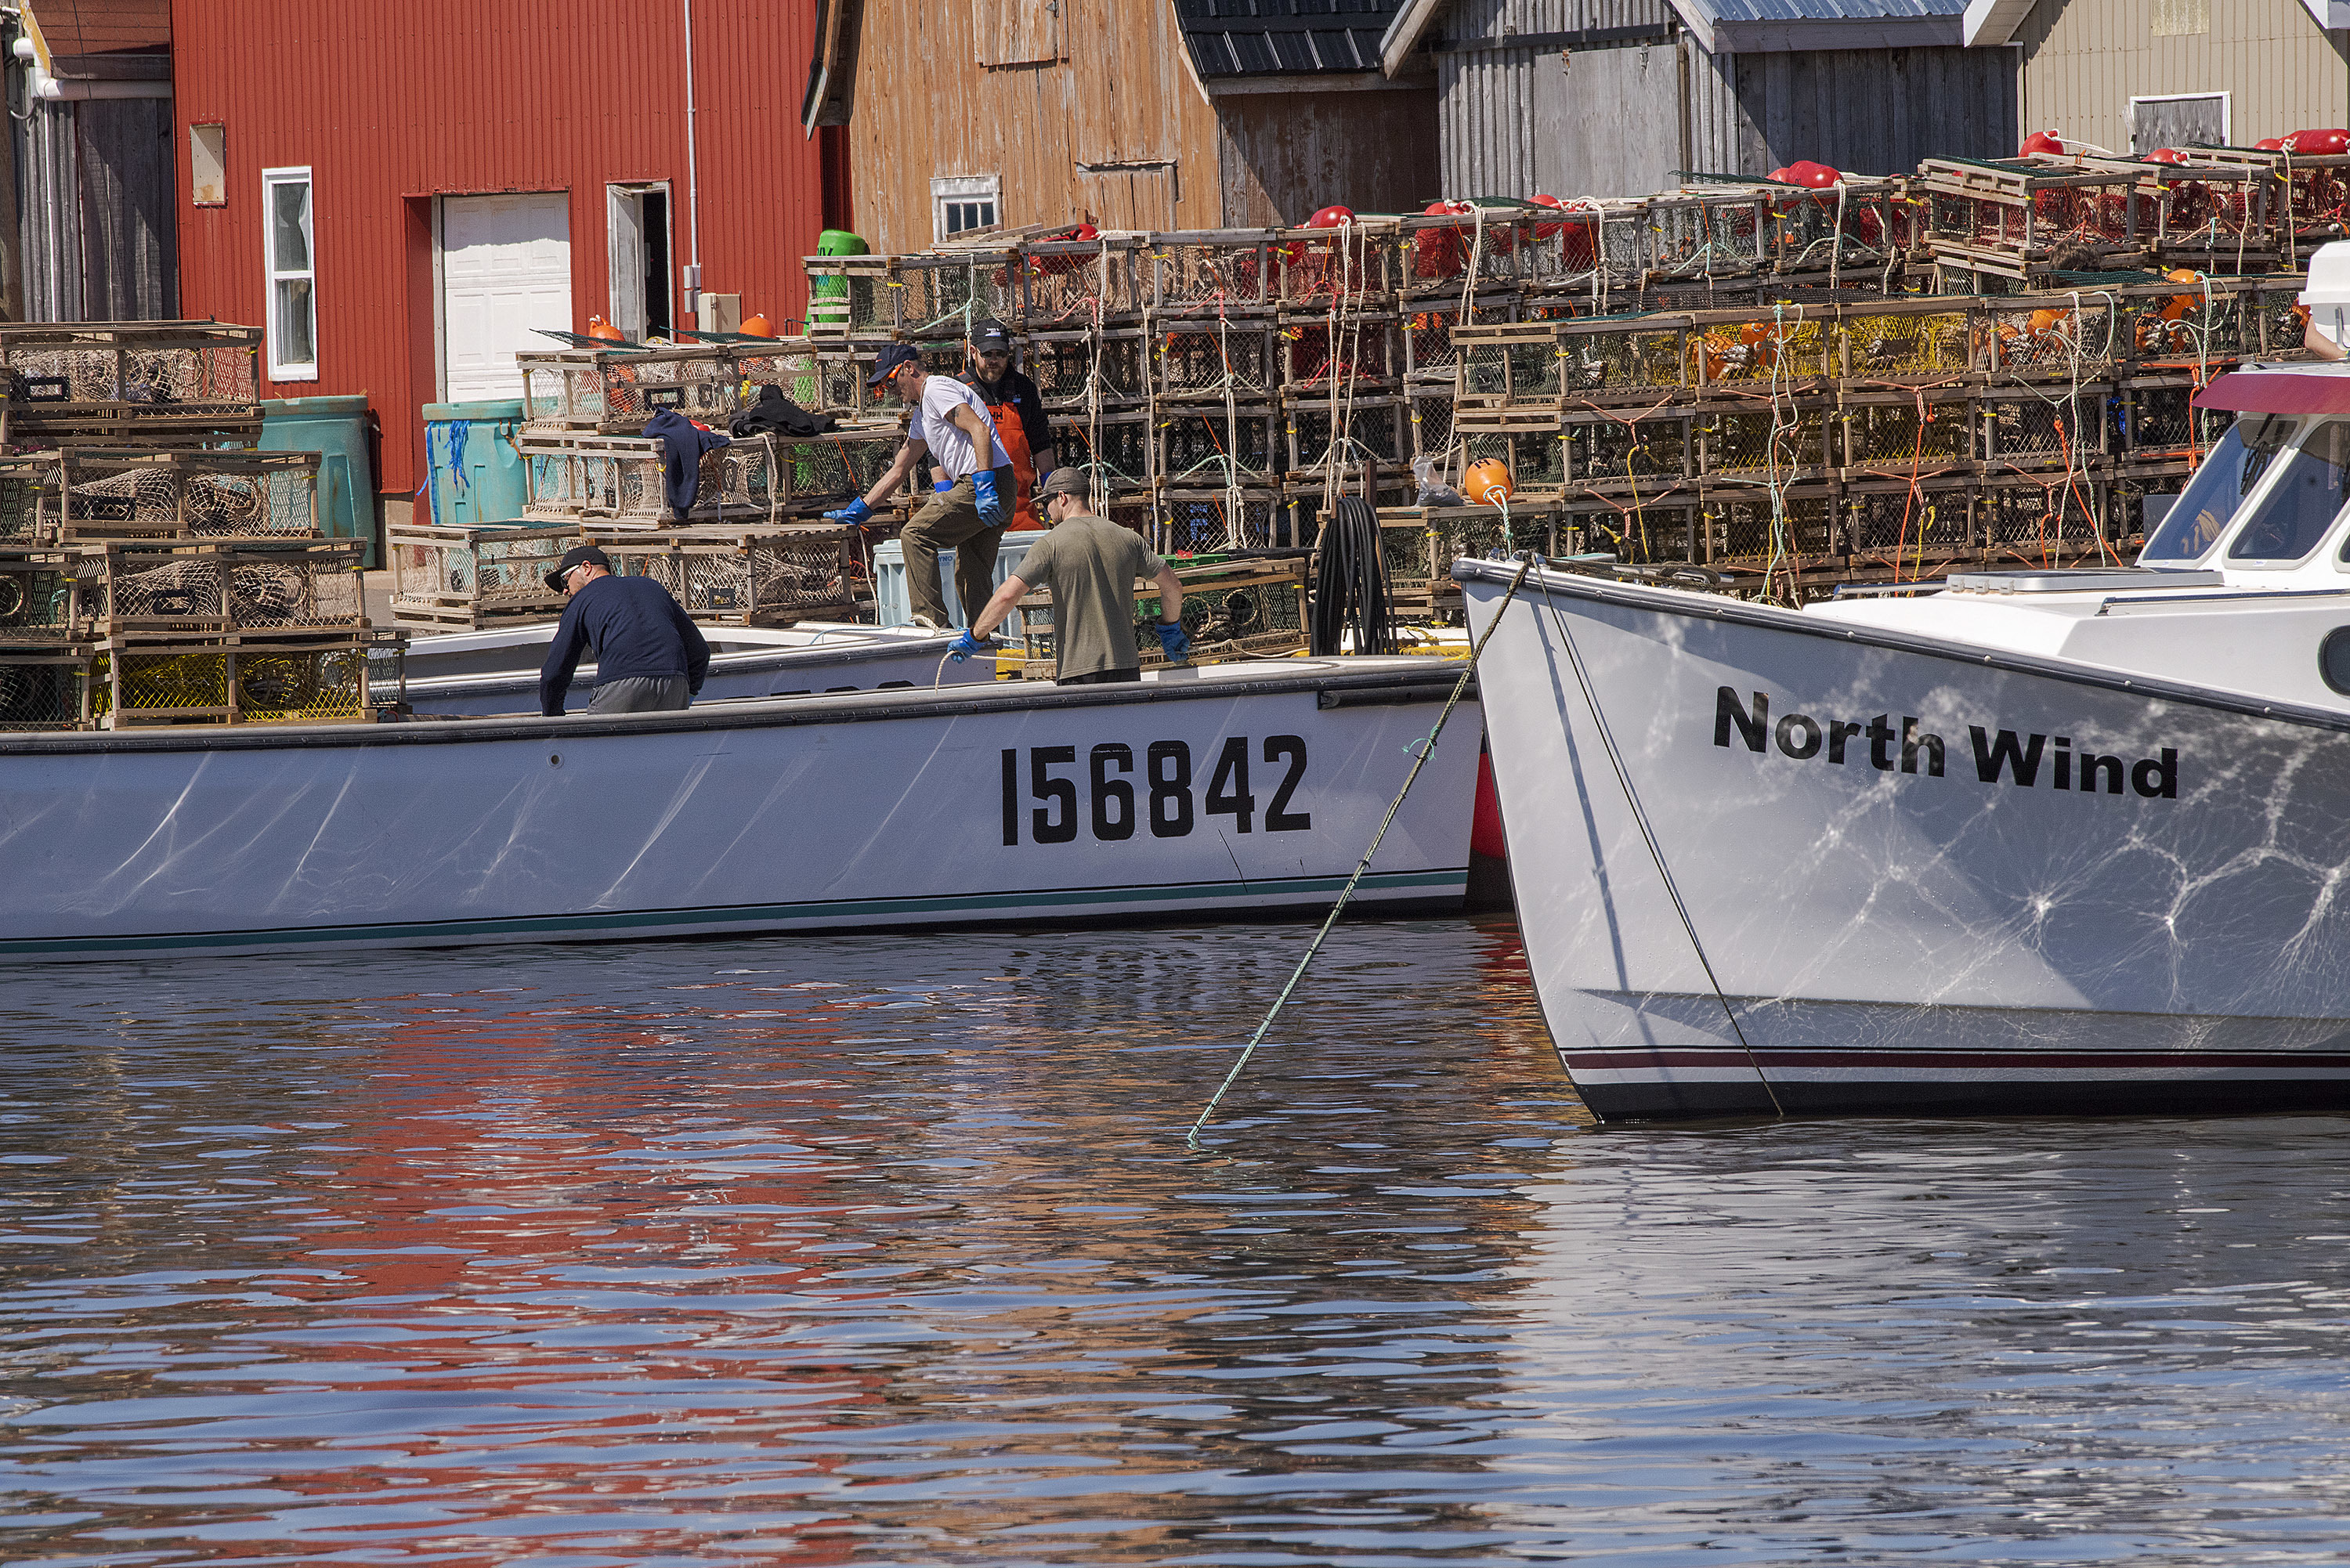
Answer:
[
  {"xmin": 2140, "ymin": 414, "xmax": 2292, "ymax": 562},
  {"xmin": 2228, "ymin": 420, "xmax": 2350, "ymax": 562}
]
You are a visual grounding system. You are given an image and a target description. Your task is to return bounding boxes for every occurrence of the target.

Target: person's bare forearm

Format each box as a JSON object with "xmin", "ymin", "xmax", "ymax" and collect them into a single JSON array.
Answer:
[
  {"xmin": 971, "ymin": 575, "xmax": 1029, "ymax": 640},
  {"xmin": 1153, "ymin": 566, "xmax": 1183, "ymax": 623},
  {"xmin": 1032, "ymin": 445, "xmax": 1057, "ymax": 479}
]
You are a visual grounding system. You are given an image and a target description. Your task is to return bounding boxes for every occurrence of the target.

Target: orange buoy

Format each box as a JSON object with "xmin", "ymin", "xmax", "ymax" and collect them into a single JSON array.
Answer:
[
  {"xmin": 2288, "ymin": 128, "xmax": 2350, "ymax": 156},
  {"xmin": 2145, "ymin": 147, "xmax": 2191, "ymax": 166},
  {"xmin": 2256, "ymin": 137, "xmax": 2288, "ymax": 152},
  {"xmin": 2019, "ymin": 131, "xmax": 2068, "ymax": 157},
  {"xmin": 739, "ymin": 313, "xmax": 776, "ymax": 338},
  {"xmin": 1463, "ymin": 458, "xmax": 1513, "ymax": 505},
  {"xmin": 587, "ymin": 314, "xmax": 625, "ymax": 341}
]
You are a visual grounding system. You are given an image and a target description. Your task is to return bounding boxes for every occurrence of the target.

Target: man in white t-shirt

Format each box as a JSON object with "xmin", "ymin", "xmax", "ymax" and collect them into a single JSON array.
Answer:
[{"xmin": 826, "ymin": 343, "xmax": 1016, "ymax": 628}]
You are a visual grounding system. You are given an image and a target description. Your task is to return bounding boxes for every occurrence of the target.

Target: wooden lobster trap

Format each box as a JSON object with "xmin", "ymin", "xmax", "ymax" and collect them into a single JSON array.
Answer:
[
  {"xmin": 40, "ymin": 448, "xmax": 322, "ymax": 540},
  {"xmin": 1, "ymin": 453, "xmax": 52, "ymax": 544},
  {"xmin": 0, "ymin": 547, "xmax": 84, "ymax": 641},
  {"xmin": 0, "ymin": 322, "xmax": 262, "ymax": 447},
  {"xmin": 94, "ymin": 627, "xmax": 404, "ymax": 728},
  {"xmin": 1915, "ymin": 157, "xmax": 2149, "ymax": 277},
  {"xmin": 895, "ymin": 249, "xmax": 1024, "ymax": 338},
  {"xmin": 1019, "ymin": 233, "xmax": 1148, "ymax": 325},
  {"xmin": 1647, "ymin": 186, "xmax": 1777, "ymax": 280},
  {"xmin": 1152, "ymin": 317, "xmax": 1281, "ymax": 402},
  {"xmin": 388, "ymin": 522, "xmax": 578, "ymax": 628},
  {"xmin": 80, "ymin": 538, "xmax": 368, "ymax": 637},
  {"xmin": 1154, "ymin": 487, "xmax": 1296, "ymax": 554},
  {"xmin": 517, "ymin": 345, "xmax": 741, "ymax": 433},
  {"xmin": 1030, "ymin": 327, "xmax": 1148, "ymax": 410},
  {"xmin": 1285, "ymin": 396, "xmax": 1411, "ymax": 486},
  {"xmin": 1148, "ymin": 230, "xmax": 1282, "ymax": 313},
  {"xmin": 1278, "ymin": 219, "xmax": 1397, "ymax": 309},
  {"xmin": 804, "ymin": 255, "xmax": 898, "ymax": 337},
  {"xmin": 0, "ymin": 642, "xmax": 99, "ymax": 730},
  {"xmin": 1396, "ymin": 207, "xmax": 1539, "ymax": 298},
  {"xmin": 594, "ymin": 526, "xmax": 859, "ymax": 627},
  {"xmin": 1154, "ymin": 403, "xmax": 1284, "ymax": 489},
  {"xmin": 1832, "ymin": 300, "xmax": 1975, "ymax": 382},
  {"xmin": 1401, "ymin": 294, "xmax": 1522, "ymax": 385}
]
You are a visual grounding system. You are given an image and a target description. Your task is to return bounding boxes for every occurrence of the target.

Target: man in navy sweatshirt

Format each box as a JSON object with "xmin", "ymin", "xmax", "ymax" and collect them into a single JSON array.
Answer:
[{"xmin": 538, "ymin": 546, "xmax": 711, "ymax": 716}]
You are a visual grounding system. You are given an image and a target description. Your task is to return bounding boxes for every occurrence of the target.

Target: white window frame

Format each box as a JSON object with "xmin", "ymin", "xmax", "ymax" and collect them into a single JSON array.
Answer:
[
  {"xmin": 931, "ymin": 174, "xmax": 1002, "ymax": 244},
  {"xmin": 2128, "ymin": 92, "xmax": 2230, "ymax": 153},
  {"xmin": 262, "ymin": 165, "xmax": 318, "ymax": 382}
]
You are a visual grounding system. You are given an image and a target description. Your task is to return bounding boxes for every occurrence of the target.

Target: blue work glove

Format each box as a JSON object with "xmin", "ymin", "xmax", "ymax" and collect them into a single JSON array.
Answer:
[
  {"xmin": 1155, "ymin": 622, "xmax": 1191, "ymax": 663},
  {"xmin": 948, "ymin": 628, "xmax": 988, "ymax": 662},
  {"xmin": 971, "ymin": 468, "xmax": 1008, "ymax": 529},
  {"xmin": 823, "ymin": 497, "xmax": 873, "ymax": 526}
]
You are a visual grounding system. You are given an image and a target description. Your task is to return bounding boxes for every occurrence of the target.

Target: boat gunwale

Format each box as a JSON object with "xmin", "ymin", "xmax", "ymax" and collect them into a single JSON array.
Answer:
[
  {"xmin": 0, "ymin": 659, "xmax": 1466, "ymax": 757},
  {"xmin": 1456, "ymin": 558, "xmax": 2350, "ymax": 735}
]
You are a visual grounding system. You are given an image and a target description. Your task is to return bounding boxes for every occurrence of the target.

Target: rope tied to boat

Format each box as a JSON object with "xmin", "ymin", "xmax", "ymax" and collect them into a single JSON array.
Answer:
[{"xmin": 1186, "ymin": 547, "xmax": 1535, "ymax": 1150}]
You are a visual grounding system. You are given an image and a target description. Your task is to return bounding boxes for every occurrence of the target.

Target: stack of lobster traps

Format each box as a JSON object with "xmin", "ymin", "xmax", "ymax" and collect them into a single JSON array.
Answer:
[
  {"xmin": 1011, "ymin": 555, "xmax": 1311, "ymax": 678},
  {"xmin": 0, "ymin": 323, "xmax": 406, "ymax": 729},
  {"xmin": 803, "ymin": 149, "xmax": 2318, "ymax": 612},
  {"xmin": 390, "ymin": 336, "xmax": 895, "ymax": 630}
]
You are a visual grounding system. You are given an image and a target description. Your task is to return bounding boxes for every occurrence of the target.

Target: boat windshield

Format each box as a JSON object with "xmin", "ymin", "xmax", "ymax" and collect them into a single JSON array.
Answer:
[
  {"xmin": 2228, "ymin": 421, "xmax": 2350, "ymax": 562},
  {"xmin": 2138, "ymin": 414, "xmax": 2293, "ymax": 562}
]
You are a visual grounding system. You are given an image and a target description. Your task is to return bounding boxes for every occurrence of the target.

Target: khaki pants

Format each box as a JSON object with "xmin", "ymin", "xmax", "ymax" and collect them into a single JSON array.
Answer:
[{"xmin": 901, "ymin": 468, "xmax": 1013, "ymax": 628}]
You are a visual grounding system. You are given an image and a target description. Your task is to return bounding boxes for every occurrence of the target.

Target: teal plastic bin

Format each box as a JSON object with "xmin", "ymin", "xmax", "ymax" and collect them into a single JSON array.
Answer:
[
  {"xmin": 258, "ymin": 395, "xmax": 376, "ymax": 565},
  {"xmin": 423, "ymin": 399, "xmax": 530, "ymax": 531}
]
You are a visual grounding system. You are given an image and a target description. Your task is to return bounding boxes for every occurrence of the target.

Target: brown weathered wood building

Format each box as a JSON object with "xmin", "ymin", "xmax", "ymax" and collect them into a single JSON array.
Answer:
[{"xmin": 801, "ymin": 0, "xmax": 1441, "ymax": 253}]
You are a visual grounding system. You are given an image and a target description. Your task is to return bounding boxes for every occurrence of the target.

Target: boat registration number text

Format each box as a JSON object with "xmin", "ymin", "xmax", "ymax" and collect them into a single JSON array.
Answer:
[{"xmin": 1000, "ymin": 737, "xmax": 1312, "ymax": 846}]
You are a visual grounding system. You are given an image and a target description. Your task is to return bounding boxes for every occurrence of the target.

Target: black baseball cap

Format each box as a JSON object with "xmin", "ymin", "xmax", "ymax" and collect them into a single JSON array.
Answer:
[
  {"xmin": 968, "ymin": 318, "xmax": 1014, "ymax": 352},
  {"xmin": 866, "ymin": 343, "xmax": 920, "ymax": 386},
  {"xmin": 544, "ymin": 544, "xmax": 613, "ymax": 592}
]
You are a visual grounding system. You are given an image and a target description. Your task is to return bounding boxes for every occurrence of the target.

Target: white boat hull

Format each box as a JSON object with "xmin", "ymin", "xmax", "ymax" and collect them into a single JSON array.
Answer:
[
  {"xmin": 0, "ymin": 659, "xmax": 1476, "ymax": 960},
  {"xmin": 403, "ymin": 623, "xmax": 988, "ymax": 716},
  {"xmin": 1462, "ymin": 562, "xmax": 2350, "ymax": 1119}
]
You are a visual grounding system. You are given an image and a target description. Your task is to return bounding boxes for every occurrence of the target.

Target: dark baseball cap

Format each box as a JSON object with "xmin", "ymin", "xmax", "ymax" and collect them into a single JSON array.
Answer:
[
  {"xmin": 866, "ymin": 343, "xmax": 920, "ymax": 386},
  {"xmin": 544, "ymin": 544, "xmax": 613, "ymax": 592},
  {"xmin": 968, "ymin": 318, "xmax": 1014, "ymax": 352},
  {"xmin": 1039, "ymin": 467, "xmax": 1090, "ymax": 498}
]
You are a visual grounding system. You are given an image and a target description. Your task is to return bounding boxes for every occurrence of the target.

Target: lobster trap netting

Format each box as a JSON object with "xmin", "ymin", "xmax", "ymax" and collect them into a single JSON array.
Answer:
[
  {"xmin": 804, "ymin": 261, "xmax": 893, "ymax": 335},
  {"xmin": 1459, "ymin": 330, "xmax": 1561, "ymax": 403},
  {"xmin": 1709, "ymin": 490, "xmax": 1838, "ymax": 561},
  {"xmin": 389, "ymin": 525, "xmax": 577, "ymax": 616},
  {"xmin": 2117, "ymin": 385, "xmax": 2231, "ymax": 464},
  {"xmin": 1407, "ymin": 392, "xmax": 1457, "ymax": 465},
  {"xmin": 1152, "ymin": 238, "xmax": 1276, "ymax": 311},
  {"xmin": 1689, "ymin": 315, "xmax": 1828, "ymax": 389},
  {"xmin": 93, "ymin": 543, "xmax": 366, "ymax": 632},
  {"xmin": 1157, "ymin": 406, "xmax": 1282, "ymax": 487},
  {"xmin": 1554, "ymin": 318, "xmax": 1690, "ymax": 396},
  {"xmin": 0, "ymin": 554, "xmax": 81, "ymax": 639},
  {"xmin": 1287, "ymin": 400, "xmax": 1408, "ymax": 479},
  {"xmin": 1, "ymin": 335, "xmax": 260, "ymax": 406},
  {"xmin": 1157, "ymin": 489, "xmax": 1285, "ymax": 555},
  {"xmin": 1032, "ymin": 331, "xmax": 1148, "ymax": 407},
  {"xmin": 1979, "ymin": 388, "xmax": 2104, "ymax": 469},
  {"xmin": 49, "ymin": 452, "xmax": 320, "ymax": 539},
  {"xmin": 1845, "ymin": 481, "xmax": 1975, "ymax": 554},
  {"xmin": 1, "ymin": 458, "xmax": 49, "ymax": 544},
  {"xmin": 1460, "ymin": 426, "xmax": 1564, "ymax": 494},
  {"xmin": 609, "ymin": 530, "xmax": 857, "ymax": 624},
  {"xmin": 1976, "ymin": 477, "xmax": 2110, "ymax": 550},
  {"xmin": 1563, "ymin": 411, "xmax": 1689, "ymax": 488},
  {"xmin": 1282, "ymin": 316, "xmax": 1400, "ymax": 392},
  {"xmin": 101, "ymin": 639, "xmax": 378, "ymax": 725},
  {"xmin": 1838, "ymin": 309, "xmax": 1972, "ymax": 378},
  {"xmin": 1278, "ymin": 228, "xmax": 1390, "ymax": 309},
  {"xmin": 1061, "ymin": 414, "xmax": 1152, "ymax": 490},
  {"xmin": 1839, "ymin": 394, "xmax": 1976, "ymax": 472},
  {"xmin": 0, "ymin": 652, "xmax": 93, "ymax": 730},
  {"xmin": 1570, "ymin": 496, "xmax": 1702, "ymax": 564},
  {"xmin": 1650, "ymin": 193, "xmax": 1769, "ymax": 277},
  {"xmin": 1154, "ymin": 322, "xmax": 1277, "ymax": 399},
  {"xmin": 1695, "ymin": 403, "xmax": 1830, "ymax": 477},
  {"xmin": 1023, "ymin": 240, "xmax": 1145, "ymax": 323}
]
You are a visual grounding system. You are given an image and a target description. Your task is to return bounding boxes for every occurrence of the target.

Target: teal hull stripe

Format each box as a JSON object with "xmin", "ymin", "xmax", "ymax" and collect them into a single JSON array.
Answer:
[{"xmin": 0, "ymin": 869, "xmax": 1467, "ymax": 957}]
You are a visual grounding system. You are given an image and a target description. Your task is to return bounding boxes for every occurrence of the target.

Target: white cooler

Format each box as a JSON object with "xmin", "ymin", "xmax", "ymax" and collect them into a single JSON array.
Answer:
[{"xmin": 873, "ymin": 533, "xmax": 1038, "ymax": 636}]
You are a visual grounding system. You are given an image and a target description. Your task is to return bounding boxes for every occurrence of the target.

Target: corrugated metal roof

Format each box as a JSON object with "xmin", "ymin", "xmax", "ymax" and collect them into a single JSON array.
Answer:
[
  {"xmin": 1685, "ymin": 0, "xmax": 1966, "ymax": 20},
  {"xmin": 1176, "ymin": 0, "xmax": 1407, "ymax": 78}
]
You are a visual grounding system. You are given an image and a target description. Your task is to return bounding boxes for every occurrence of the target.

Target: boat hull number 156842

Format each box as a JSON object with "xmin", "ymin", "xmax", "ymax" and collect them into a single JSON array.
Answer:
[{"xmin": 1000, "ymin": 737, "xmax": 1311, "ymax": 847}]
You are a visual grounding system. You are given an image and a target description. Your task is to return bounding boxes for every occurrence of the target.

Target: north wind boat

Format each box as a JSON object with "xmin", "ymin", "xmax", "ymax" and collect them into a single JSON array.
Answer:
[
  {"xmin": 1462, "ymin": 355, "xmax": 2350, "ymax": 1120},
  {"xmin": 0, "ymin": 657, "xmax": 1475, "ymax": 960}
]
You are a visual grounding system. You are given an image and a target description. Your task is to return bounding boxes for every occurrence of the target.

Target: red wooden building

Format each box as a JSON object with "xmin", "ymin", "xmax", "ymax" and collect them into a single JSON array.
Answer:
[{"xmin": 170, "ymin": 0, "xmax": 844, "ymax": 518}]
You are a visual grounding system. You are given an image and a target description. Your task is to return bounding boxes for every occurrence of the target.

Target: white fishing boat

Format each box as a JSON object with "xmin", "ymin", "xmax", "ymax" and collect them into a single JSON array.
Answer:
[
  {"xmin": 0, "ymin": 656, "xmax": 1475, "ymax": 961},
  {"xmin": 403, "ymin": 621, "xmax": 989, "ymax": 716},
  {"xmin": 1462, "ymin": 354, "xmax": 2350, "ymax": 1119}
]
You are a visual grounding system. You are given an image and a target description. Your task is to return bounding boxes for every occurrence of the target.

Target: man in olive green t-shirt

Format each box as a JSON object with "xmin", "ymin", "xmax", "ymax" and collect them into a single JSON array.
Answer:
[{"xmin": 956, "ymin": 468, "xmax": 1188, "ymax": 684}]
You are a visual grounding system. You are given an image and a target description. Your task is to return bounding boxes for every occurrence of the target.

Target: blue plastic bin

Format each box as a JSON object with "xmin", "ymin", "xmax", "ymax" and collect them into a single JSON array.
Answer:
[
  {"xmin": 874, "ymin": 534, "xmax": 1036, "ymax": 635},
  {"xmin": 258, "ymin": 395, "xmax": 376, "ymax": 565},
  {"xmin": 423, "ymin": 399, "xmax": 530, "ymax": 530}
]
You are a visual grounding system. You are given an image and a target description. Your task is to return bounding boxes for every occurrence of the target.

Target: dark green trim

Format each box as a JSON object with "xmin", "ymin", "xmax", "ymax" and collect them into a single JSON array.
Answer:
[{"xmin": 0, "ymin": 869, "xmax": 1467, "ymax": 958}]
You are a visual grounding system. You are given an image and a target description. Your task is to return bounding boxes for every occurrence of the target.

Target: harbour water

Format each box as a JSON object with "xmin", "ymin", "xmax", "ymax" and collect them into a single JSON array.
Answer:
[{"xmin": 6, "ymin": 919, "xmax": 2350, "ymax": 1564}]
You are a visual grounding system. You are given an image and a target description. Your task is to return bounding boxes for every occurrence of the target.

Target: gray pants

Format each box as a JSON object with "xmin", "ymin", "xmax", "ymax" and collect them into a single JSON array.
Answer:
[{"xmin": 588, "ymin": 675, "xmax": 692, "ymax": 714}]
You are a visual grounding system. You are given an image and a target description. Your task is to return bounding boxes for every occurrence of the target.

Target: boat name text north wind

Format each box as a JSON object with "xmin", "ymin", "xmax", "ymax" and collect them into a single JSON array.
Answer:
[{"xmin": 1714, "ymin": 688, "xmax": 2180, "ymax": 800}]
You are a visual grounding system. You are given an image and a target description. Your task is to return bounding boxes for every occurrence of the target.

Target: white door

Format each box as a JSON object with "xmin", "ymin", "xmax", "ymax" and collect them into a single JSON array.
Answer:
[{"xmin": 441, "ymin": 193, "xmax": 572, "ymax": 402}]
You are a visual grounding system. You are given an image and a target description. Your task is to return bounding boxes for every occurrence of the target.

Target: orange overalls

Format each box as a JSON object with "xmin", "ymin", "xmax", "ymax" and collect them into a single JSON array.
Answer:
[{"xmin": 964, "ymin": 373, "xmax": 1040, "ymax": 530}]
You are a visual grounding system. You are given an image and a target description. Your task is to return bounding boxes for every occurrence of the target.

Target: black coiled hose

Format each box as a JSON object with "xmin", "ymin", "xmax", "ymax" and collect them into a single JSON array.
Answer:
[{"xmin": 1311, "ymin": 497, "xmax": 1396, "ymax": 656}]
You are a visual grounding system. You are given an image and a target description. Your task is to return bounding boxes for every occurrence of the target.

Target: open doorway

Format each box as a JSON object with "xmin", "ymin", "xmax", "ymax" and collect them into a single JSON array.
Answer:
[{"xmin": 606, "ymin": 183, "xmax": 674, "ymax": 341}]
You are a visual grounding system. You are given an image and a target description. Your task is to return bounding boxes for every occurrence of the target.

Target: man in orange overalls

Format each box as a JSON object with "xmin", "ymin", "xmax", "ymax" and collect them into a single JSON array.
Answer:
[{"xmin": 960, "ymin": 319, "xmax": 1057, "ymax": 531}]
